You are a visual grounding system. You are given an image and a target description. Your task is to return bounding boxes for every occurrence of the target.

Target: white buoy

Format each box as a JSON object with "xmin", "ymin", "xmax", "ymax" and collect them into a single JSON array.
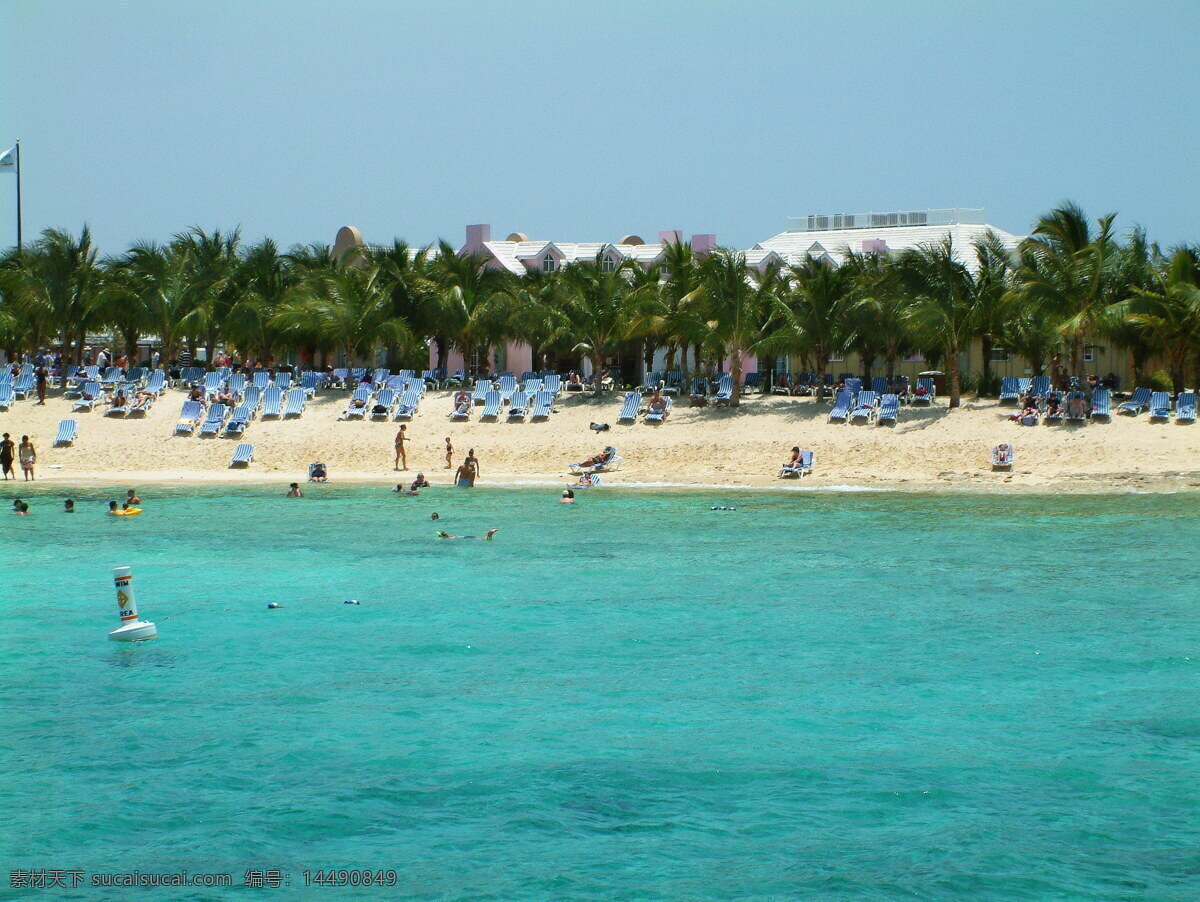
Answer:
[{"xmin": 107, "ymin": 566, "xmax": 158, "ymax": 642}]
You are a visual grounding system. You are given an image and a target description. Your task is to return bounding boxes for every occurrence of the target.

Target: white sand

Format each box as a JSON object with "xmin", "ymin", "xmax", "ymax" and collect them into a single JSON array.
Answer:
[{"xmin": 3, "ymin": 387, "xmax": 1200, "ymax": 493}]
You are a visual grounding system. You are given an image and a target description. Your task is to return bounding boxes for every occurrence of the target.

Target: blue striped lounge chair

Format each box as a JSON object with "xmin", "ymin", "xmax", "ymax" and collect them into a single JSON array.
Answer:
[
  {"xmin": 507, "ymin": 390, "xmax": 529, "ymax": 421},
  {"xmin": 531, "ymin": 390, "xmax": 553, "ymax": 420},
  {"xmin": 71, "ymin": 382, "xmax": 104, "ymax": 412},
  {"xmin": 644, "ymin": 395, "xmax": 670, "ymax": 424},
  {"xmin": 200, "ymin": 403, "xmax": 229, "ymax": 436},
  {"xmin": 877, "ymin": 393, "xmax": 900, "ymax": 424},
  {"xmin": 370, "ymin": 388, "xmax": 396, "ymax": 420},
  {"xmin": 283, "ymin": 388, "xmax": 306, "ymax": 418},
  {"xmin": 261, "ymin": 386, "xmax": 283, "ymax": 418},
  {"xmin": 911, "ymin": 377, "xmax": 935, "ymax": 405},
  {"xmin": 617, "ymin": 391, "xmax": 641, "ymax": 423},
  {"xmin": 175, "ymin": 400, "xmax": 204, "ymax": 435},
  {"xmin": 543, "ymin": 374, "xmax": 561, "ymax": 396},
  {"xmin": 343, "ymin": 386, "xmax": 370, "ymax": 419},
  {"xmin": 1118, "ymin": 387, "xmax": 1151, "ymax": 416},
  {"xmin": 480, "ymin": 390, "xmax": 502, "ymax": 419},
  {"xmin": 1030, "ymin": 375, "xmax": 1051, "ymax": 398},
  {"xmin": 11, "ymin": 374, "xmax": 34, "ymax": 399},
  {"xmin": 992, "ymin": 443, "xmax": 1015, "ymax": 469},
  {"xmin": 229, "ymin": 443, "xmax": 254, "ymax": 468},
  {"xmin": 780, "ymin": 449, "xmax": 814, "ymax": 478},
  {"xmin": 871, "ymin": 376, "xmax": 889, "ymax": 396},
  {"xmin": 394, "ymin": 388, "xmax": 421, "ymax": 420},
  {"xmin": 472, "ymin": 380, "xmax": 492, "ymax": 405},
  {"xmin": 54, "ymin": 419, "xmax": 77, "ymax": 446},
  {"xmin": 998, "ymin": 377, "xmax": 1021, "ymax": 403},
  {"xmin": 1148, "ymin": 391, "xmax": 1172, "ymax": 420},
  {"xmin": 1175, "ymin": 391, "xmax": 1196, "ymax": 423},
  {"xmin": 1090, "ymin": 388, "xmax": 1111, "ymax": 420},
  {"xmin": 224, "ymin": 405, "xmax": 253, "ymax": 435},
  {"xmin": 0, "ymin": 384, "xmax": 13, "ymax": 411},
  {"xmin": 850, "ymin": 390, "xmax": 877, "ymax": 423},
  {"xmin": 828, "ymin": 390, "xmax": 853, "ymax": 422},
  {"xmin": 713, "ymin": 375, "xmax": 734, "ymax": 406}
]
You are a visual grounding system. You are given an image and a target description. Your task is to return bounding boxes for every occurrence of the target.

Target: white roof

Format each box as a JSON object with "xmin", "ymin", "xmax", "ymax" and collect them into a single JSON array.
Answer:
[{"xmin": 755, "ymin": 222, "xmax": 1023, "ymax": 271}]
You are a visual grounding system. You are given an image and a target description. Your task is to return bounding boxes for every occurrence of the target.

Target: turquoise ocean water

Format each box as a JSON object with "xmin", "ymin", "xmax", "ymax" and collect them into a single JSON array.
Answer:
[{"xmin": 0, "ymin": 485, "xmax": 1198, "ymax": 901}]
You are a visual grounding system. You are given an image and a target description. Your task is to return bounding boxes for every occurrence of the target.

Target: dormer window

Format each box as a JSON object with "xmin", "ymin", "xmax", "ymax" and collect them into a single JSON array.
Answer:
[{"xmin": 542, "ymin": 255, "xmax": 555, "ymax": 273}]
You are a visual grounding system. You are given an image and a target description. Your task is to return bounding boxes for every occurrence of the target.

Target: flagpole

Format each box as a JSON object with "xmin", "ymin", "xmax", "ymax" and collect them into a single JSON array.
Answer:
[{"xmin": 14, "ymin": 139, "xmax": 21, "ymax": 249}]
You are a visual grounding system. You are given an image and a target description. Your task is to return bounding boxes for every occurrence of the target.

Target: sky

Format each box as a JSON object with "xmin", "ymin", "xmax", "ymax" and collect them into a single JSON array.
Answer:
[{"xmin": 3, "ymin": 0, "xmax": 1198, "ymax": 255}]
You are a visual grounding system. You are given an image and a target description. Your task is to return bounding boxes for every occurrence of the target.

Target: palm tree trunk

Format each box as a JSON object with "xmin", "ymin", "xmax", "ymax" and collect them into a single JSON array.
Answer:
[{"xmin": 948, "ymin": 342, "xmax": 961, "ymax": 408}]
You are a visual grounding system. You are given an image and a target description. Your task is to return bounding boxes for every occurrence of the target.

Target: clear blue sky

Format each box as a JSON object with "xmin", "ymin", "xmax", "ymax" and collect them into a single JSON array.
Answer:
[{"xmin": 3, "ymin": 0, "xmax": 1197, "ymax": 255}]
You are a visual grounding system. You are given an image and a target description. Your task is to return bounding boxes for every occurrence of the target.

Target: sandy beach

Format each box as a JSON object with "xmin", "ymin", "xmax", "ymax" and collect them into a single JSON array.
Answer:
[{"xmin": 2, "ymin": 386, "xmax": 1199, "ymax": 493}]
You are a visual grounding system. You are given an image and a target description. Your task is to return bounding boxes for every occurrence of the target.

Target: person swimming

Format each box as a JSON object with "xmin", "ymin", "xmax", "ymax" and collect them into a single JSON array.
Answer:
[{"xmin": 436, "ymin": 528, "xmax": 499, "ymax": 541}]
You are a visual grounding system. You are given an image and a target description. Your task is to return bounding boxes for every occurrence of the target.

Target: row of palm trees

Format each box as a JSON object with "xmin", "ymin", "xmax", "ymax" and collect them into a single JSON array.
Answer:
[{"xmin": 1, "ymin": 203, "xmax": 1198, "ymax": 408}]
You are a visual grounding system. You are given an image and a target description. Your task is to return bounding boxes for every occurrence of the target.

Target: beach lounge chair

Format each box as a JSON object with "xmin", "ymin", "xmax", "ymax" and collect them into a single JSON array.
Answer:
[
  {"xmin": 877, "ymin": 393, "xmax": 900, "ymax": 425},
  {"xmin": 998, "ymin": 377, "xmax": 1021, "ymax": 403},
  {"xmin": 780, "ymin": 449, "xmax": 814, "ymax": 478},
  {"xmin": 569, "ymin": 446, "xmax": 621, "ymax": 474},
  {"xmin": 199, "ymin": 403, "xmax": 229, "ymax": 436},
  {"xmin": 480, "ymin": 390, "xmax": 502, "ymax": 420},
  {"xmin": 175, "ymin": 400, "xmax": 204, "ymax": 434},
  {"xmin": 1149, "ymin": 391, "xmax": 1172, "ymax": 421},
  {"xmin": 1090, "ymin": 388, "xmax": 1111, "ymax": 420},
  {"xmin": 911, "ymin": 378, "xmax": 935, "ymax": 406},
  {"xmin": 283, "ymin": 388, "xmax": 306, "ymax": 418},
  {"xmin": 370, "ymin": 387, "xmax": 396, "ymax": 420},
  {"xmin": 0, "ymin": 384, "xmax": 13, "ymax": 411},
  {"xmin": 1175, "ymin": 391, "xmax": 1196, "ymax": 423},
  {"xmin": 394, "ymin": 388, "xmax": 421, "ymax": 420},
  {"xmin": 850, "ymin": 390, "xmax": 877, "ymax": 423},
  {"xmin": 992, "ymin": 443, "xmax": 1015, "ymax": 470},
  {"xmin": 828, "ymin": 389, "xmax": 852, "ymax": 422},
  {"xmin": 11, "ymin": 374, "xmax": 34, "ymax": 400},
  {"xmin": 1118, "ymin": 387, "xmax": 1152, "ymax": 416},
  {"xmin": 531, "ymin": 390, "xmax": 553, "ymax": 420},
  {"xmin": 224, "ymin": 404, "xmax": 253, "ymax": 436},
  {"xmin": 71, "ymin": 382, "xmax": 104, "ymax": 412},
  {"xmin": 229, "ymin": 443, "xmax": 254, "ymax": 468},
  {"xmin": 54, "ymin": 419, "xmax": 77, "ymax": 447},
  {"xmin": 644, "ymin": 395, "xmax": 671, "ymax": 424},
  {"xmin": 1030, "ymin": 375, "xmax": 1051, "ymax": 398},
  {"xmin": 616, "ymin": 391, "xmax": 641, "ymax": 423},
  {"xmin": 713, "ymin": 374, "xmax": 734, "ymax": 406},
  {"xmin": 507, "ymin": 390, "xmax": 529, "ymax": 421},
  {"xmin": 261, "ymin": 386, "xmax": 283, "ymax": 418},
  {"xmin": 472, "ymin": 380, "xmax": 492, "ymax": 405}
]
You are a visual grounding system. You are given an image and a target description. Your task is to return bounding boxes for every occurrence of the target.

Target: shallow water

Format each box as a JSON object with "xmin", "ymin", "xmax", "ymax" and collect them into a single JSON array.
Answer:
[{"xmin": 1, "ymin": 486, "xmax": 1198, "ymax": 901}]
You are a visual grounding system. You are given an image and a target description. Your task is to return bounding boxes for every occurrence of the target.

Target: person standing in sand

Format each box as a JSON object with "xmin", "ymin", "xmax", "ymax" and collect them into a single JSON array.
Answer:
[
  {"xmin": 394, "ymin": 425, "xmax": 408, "ymax": 471},
  {"xmin": 0, "ymin": 433, "xmax": 14, "ymax": 480},
  {"xmin": 444, "ymin": 437, "xmax": 453, "ymax": 469},
  {"xmin": 18, "ymin": 436, "xmax": 36, "ymax": 481}
]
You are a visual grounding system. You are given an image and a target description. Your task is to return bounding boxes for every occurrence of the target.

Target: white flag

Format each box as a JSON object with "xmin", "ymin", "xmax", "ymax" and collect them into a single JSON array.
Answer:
[{"xmin": 0, "ymin": 145, "xmax": 14, "ymax": 172}]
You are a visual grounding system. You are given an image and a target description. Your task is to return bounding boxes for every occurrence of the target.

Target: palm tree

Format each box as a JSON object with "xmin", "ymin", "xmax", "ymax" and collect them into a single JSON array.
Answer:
[
  {"xmin": 682, "ymin": 250, "xmax": 780, "ymax": 407},
  {"xmin": 898, "ymin": 236, "xmax": 975, "ymax": 408},
  {"xmin": 1110, "ymin": 247, "xmax": 1200, "ymax": 393},
  {"xmin": 6, "ymin": 227, "xmax": 106, "ymax": 368},
  {"xmin": 771, "ymin": 255, "xmax": 853, "ymax": 391},
  {"xmin": 272, "ymin": 266, "xmax": 412, "ymax": 368},
  {"xmin": 1015, "ymin": 203, "xmax": 1118, "ymax": 380},
  {"xmin": 431, "ymin": 242, "xmax": 512, "ymax": 377},
  {"xmin": 543, "ymin": 253, "xmax": 638, "ymax": 391}
]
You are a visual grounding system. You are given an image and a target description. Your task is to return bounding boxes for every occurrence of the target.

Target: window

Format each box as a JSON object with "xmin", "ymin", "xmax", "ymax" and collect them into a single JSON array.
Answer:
[
  {"xmin": 989, "ymin": 347, "xmax": 1011, "ymax": 362},
  {"xmin": 542, "ymin": 255, "xmax": 555, "ymax": 273}
]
